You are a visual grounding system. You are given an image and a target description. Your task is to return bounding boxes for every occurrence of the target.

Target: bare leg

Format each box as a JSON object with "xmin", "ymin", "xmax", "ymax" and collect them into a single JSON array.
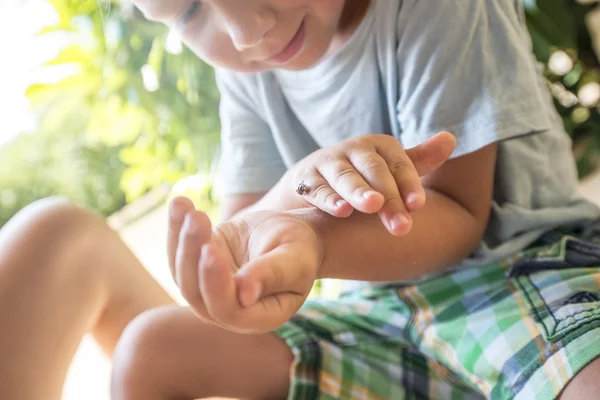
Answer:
[
  {"xmin": 0, "ymin": 197, "xmax": 174, "ymax": 399},
  {"xmin": 111, "ymin": 306, "xmax": 293, "ymax": 400},
  {"xmin": 559, "ymin": 356, "xmax": 600, "ymax": 399}
]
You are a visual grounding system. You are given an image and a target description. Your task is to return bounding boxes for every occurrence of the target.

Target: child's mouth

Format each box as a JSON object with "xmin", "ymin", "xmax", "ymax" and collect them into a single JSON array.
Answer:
[{"xmin": 269, "ymin": 19, "xmax": 306, "ymax": 65}]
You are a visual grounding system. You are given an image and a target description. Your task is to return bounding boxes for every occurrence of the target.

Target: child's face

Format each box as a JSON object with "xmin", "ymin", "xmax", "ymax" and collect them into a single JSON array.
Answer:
[{"xmin": 133, "ymin": 0, "xmax": 359, "ymax": 72}]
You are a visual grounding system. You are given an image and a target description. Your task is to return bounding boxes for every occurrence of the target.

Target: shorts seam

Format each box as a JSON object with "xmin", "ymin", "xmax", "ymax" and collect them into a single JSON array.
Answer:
[
  {"xmin": 395, "ymin": 288, "xmax": 420, "ymax": 346},
  {"xmin": 518, "ymin": 273, "xmax": 600, "ymax": 340},
  {"xmin": 509, "ymin": 326, "xmax": 600, "ymax": 400},
  {"xmin": 529, "ymin": 274, "xmax": 559, "ymax": 329},
  {"xmin": 514, "ymin": 276, "xmax": 553, "ymax": 339}
]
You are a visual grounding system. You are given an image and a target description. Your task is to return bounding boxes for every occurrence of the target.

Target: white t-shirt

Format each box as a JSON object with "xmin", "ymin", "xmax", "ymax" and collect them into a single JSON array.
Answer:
[{"xmin": 215, "ymin": 0, "xmax": 600, "ymax": 272}]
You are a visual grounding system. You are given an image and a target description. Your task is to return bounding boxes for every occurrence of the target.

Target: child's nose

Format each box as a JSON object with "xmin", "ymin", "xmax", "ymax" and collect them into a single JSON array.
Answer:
[{"xmin": 215, "ymin": 0, "xmax": 276, "ymax": 51}]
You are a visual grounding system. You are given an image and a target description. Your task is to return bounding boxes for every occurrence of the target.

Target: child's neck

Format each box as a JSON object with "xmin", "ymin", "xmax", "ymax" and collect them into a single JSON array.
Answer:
[
  {"xmin": 338, "ymin": 0, "xmax": 371, "ymax": 34},
  {"xmin": 327, "ymin": 0, "xmax": 371, "ymax": 57}
]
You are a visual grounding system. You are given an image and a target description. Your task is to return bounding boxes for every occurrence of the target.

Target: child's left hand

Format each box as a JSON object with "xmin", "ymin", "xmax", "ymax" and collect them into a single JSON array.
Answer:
[
  {"xmin": 167, "ymin": 197, "xmax": 321, "ymax": 334},
  {"xmin": 288, "ymin": 132, "xmax": 455, "ymax": 237}
]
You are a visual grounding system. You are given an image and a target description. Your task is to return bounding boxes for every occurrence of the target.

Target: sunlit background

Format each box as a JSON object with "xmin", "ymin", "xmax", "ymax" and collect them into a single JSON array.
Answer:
[
  {"xmin": 2, "ymin": 0, "xmax": 600, "ymax": 399},
  {"xmin": 1, "ymin": 0, "xmax": 56, "ymax": 145}
]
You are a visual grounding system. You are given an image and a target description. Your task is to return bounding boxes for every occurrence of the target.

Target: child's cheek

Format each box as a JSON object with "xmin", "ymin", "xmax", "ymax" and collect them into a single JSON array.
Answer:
[{"xmin": 183, "ymin": 22, "xmax": 255, "ymax": 73}]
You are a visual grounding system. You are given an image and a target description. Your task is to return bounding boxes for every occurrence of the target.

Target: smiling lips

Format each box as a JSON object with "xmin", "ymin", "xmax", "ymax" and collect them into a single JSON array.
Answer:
[{"xmin": 269, "ymin": 19, "xmax": 306, "ymax": 64}]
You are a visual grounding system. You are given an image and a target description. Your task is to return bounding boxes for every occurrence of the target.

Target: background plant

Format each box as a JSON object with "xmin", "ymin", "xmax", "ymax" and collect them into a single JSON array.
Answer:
[{"xmin": 1, "ymin": 0, "xmax": 599, "ymax": 228}]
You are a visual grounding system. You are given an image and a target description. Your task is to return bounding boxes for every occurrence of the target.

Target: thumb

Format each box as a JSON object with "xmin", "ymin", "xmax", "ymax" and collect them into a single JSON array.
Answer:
[
  {"xmin": 405, "ymin": 131, "xmax": 456, "ymax": 177},
  {"xmin": 235, "ymin": 247, "xmax": 316, "ymax": 308}
]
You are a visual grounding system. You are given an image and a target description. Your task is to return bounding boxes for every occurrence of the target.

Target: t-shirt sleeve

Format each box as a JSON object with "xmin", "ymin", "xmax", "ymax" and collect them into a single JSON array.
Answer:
[
  {"xmin": 395, "ymin": 0, "xmax": 552, "ymax": 157},
  {"xmin": 215, "ymin": 69, "xmax": 287, "ymax": 196}
]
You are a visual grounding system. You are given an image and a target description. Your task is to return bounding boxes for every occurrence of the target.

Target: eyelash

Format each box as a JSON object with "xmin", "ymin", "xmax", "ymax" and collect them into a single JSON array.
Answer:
[{"xmin": 178, "ymin": 1, "xmax": 202, "ymax": 26}]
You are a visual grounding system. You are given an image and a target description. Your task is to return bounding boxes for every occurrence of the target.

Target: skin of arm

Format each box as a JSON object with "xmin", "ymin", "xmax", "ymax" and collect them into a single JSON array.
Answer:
[
  {"xmin": 222, "ymin": 143, "xmax": 497, "ymax": 282},
  {"xmin": 302, "ymin": 143, "xmax": 498, "ymax": 281},
  {"xmin": 220, "ymin": 194, "xmax": 266, "ymax": 222}
]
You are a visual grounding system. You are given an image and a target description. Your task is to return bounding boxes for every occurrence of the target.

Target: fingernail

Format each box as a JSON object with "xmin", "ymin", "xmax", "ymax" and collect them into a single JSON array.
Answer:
[
  {"xmin": 251, "ymin": 283, "xmax": 262, "ymax": 304},
  {"xmin": 363, "ymin": 190, "xmax": 378, "ymax": 200},
  {"xmin": 242, "ymin": 283, "xmax": 262, "ymax": 307},
  {"xmin": 390, "ymin": 213, "xmax": 410, "ymax": 231},
  {"xmin": 336, "ymin": 199, "xmax": 347, "ymax": 208},
  {"xmin": 406, "ymin": 193, "xmax": 421, "ymax": 207}
]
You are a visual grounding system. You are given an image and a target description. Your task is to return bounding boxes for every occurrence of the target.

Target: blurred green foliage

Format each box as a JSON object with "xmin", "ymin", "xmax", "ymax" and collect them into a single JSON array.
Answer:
[
  {"xmin": 525, "ymin": 0, "xmax": 600, "ymax": 175},
  {"xmin": 0, "ymin": 0, "xmax": 221, "ymax": 227},
  {"xmin": 1, "ymin": 0, "xmax": 600, "ymax": 229}
]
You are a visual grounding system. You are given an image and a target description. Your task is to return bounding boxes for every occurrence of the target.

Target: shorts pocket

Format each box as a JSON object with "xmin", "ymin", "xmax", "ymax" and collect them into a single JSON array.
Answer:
[{"xmin": 509, "ymin": 235, "xmax": 600, "ymax": 341}]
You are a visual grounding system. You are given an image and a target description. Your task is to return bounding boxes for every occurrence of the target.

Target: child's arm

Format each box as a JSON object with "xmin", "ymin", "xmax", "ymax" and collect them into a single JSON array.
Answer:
[
  {"xmin": 220, "ymin": 193, "xmax": 266, "ymax": 222},
  {"xmin": 166, "ymin": 142, "xmax": 496, "ymax": 333},
  {"xmin": 306, "ymin": 142, "xmax": 497, "ymax": 281},
  {"xmin": 237, "ymin": 132, "xmax": 456, "ymax": 236}
]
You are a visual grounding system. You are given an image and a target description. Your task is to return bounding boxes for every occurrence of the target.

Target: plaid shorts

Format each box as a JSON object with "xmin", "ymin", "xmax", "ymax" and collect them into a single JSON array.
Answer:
[{"xmin": 274, "ymin": 231, "xmax": 600, "ymax": 399}]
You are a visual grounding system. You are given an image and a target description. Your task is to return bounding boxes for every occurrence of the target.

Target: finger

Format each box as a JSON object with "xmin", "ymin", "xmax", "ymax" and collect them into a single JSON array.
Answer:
[
  {"xmin": 318, "ymin": 159, "xmax": 385, "ymax": 214},
  {"xmin": 347, "ymin": 150, "xmax": 412, "ymax": 236},
  {"xmin": 175, "ymin": 210, "xmax": 212, "ymax": 320},
  {"xmin": 387, "ymin": 131, "xmax": 456, "ymax": 213},
  {"xmin": 295, "ymin": 169, "xmax": 353, "ymax": 218},
  {"xmin": 376, "ymin": 141, "xmax": 426, "ymax": 214},
  {"xmin": 200, "ymin": 243, "xmax": 307, "ymax": 334},
  {"xmin": 167, "ymin": 196, "xmax": 195, "ymax": 279},
  {"xmin": 405, "ymin": 131, "xmax": 456, "ymax": 177},
  {"xmin": 238, "ymin": 249, "xmax": 312, "ymax": 332},
  {"xmin": 224, "ymin": 248, "xmax": 310, "ymax": 333},
  {"xmin": 235, "ymin": 246, "xmax": 316, "ymax": 307},
  {"xmin": 198, "ymin": 241, "xmax": 246, "ymax": 330}
]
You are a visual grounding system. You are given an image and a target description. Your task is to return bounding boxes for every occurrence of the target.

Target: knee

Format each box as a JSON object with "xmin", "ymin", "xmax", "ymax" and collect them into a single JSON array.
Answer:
[
  {"xmin": 111, "ymin": 306, "xmax": 183, "ymax": 398},
  {"xmin": 0, "ymin": 197, "xmax": 104, "ymax": 273},
  {"xmin": 4, "ymin": 196, "xmax": 95, "ymax": 240},
  {"xmin": 11, "ymin": 195, "xmax": 89, "ymax": 224}
]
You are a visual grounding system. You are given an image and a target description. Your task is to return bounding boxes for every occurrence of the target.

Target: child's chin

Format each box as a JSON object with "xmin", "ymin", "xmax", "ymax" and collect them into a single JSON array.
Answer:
[{"xmin": 276, "ymin": 50, "xmax": 327, "ymax": 71}]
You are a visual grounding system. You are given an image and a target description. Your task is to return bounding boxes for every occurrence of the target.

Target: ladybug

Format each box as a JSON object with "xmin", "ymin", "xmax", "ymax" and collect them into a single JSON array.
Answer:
[{"xmin": 296, "ymin": 181, "xmax": 309, "ymax": 196}]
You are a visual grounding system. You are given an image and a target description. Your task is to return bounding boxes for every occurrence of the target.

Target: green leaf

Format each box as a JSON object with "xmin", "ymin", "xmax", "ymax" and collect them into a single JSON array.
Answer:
[{"xmin": 44, "ymin": 45, "xmax": 90, "ymax": 66}]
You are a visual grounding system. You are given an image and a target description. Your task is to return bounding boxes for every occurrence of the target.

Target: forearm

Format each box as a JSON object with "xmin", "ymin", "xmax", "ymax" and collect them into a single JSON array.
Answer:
[
  {"xmin": 230, "ymin": 171, "xmax": 305, "ymax": 219},
  {"xmin": 294, "ymin": 189, "xmax": 487, "ymax": 282}
]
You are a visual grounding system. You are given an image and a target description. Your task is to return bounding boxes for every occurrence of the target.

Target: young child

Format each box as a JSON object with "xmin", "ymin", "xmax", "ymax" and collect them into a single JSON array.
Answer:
[{"xmin": 2, "ymin": 0, "xmax": 600, "ymax": 399}]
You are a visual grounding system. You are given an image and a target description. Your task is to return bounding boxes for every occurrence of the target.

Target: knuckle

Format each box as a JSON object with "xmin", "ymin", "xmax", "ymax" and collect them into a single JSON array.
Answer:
[
  {"xmin": 351, "ymin": 136, "xmax": 375, "ymax": 152},
  {"xmin": 377, "ymin": 134, "xmax": 400, "ymax": 146},
  {"xmin": 351, "ymin": 136, "xmax": 366, "ymax": 147},
  {"xmin": 293, "ymin": 165, "xmax": 314, "ymax": 181},
  {"xmin": 364, "ymin": 133, "xmax": 380, "ymax": 143},
  {"xmin": 388, "ymin": 158, "xmax": 414, "ymax": 174},
  {"xmin": 322, "ymin": 191, "xmax": 339, "ymax": 206},
  {"xmin": 361, "ymin": 154, "xmax": 385, "ymax": 172},
  {"xmin": 312, "ymin": 183, "xmax": 333, "ymax": 202},
  {"xmin": 344, "ymin": 137, "xmax": 362, "ymax": 147},
  {"xmin": 333, "ymin": 166, "xmax": 358, "ymax": 185},
  {"xmin": 385, "ymin": 134, "xmax": 401, "ymax": 145},
  {"xmin": 271, "ymin": 266, "xmax": 285, "ymax": 290}
]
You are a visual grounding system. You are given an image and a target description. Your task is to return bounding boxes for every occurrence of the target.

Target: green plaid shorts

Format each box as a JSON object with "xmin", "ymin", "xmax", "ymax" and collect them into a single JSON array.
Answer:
[{"xmin": 275, "ymin": 231, "xmax": 600, "ymax": 399}]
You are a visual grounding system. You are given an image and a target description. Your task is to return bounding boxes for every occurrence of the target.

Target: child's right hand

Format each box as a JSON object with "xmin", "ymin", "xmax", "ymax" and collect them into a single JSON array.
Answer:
[{"xmin": 290, "ymin": 132, "xmax": 456, "ymax": 236}]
